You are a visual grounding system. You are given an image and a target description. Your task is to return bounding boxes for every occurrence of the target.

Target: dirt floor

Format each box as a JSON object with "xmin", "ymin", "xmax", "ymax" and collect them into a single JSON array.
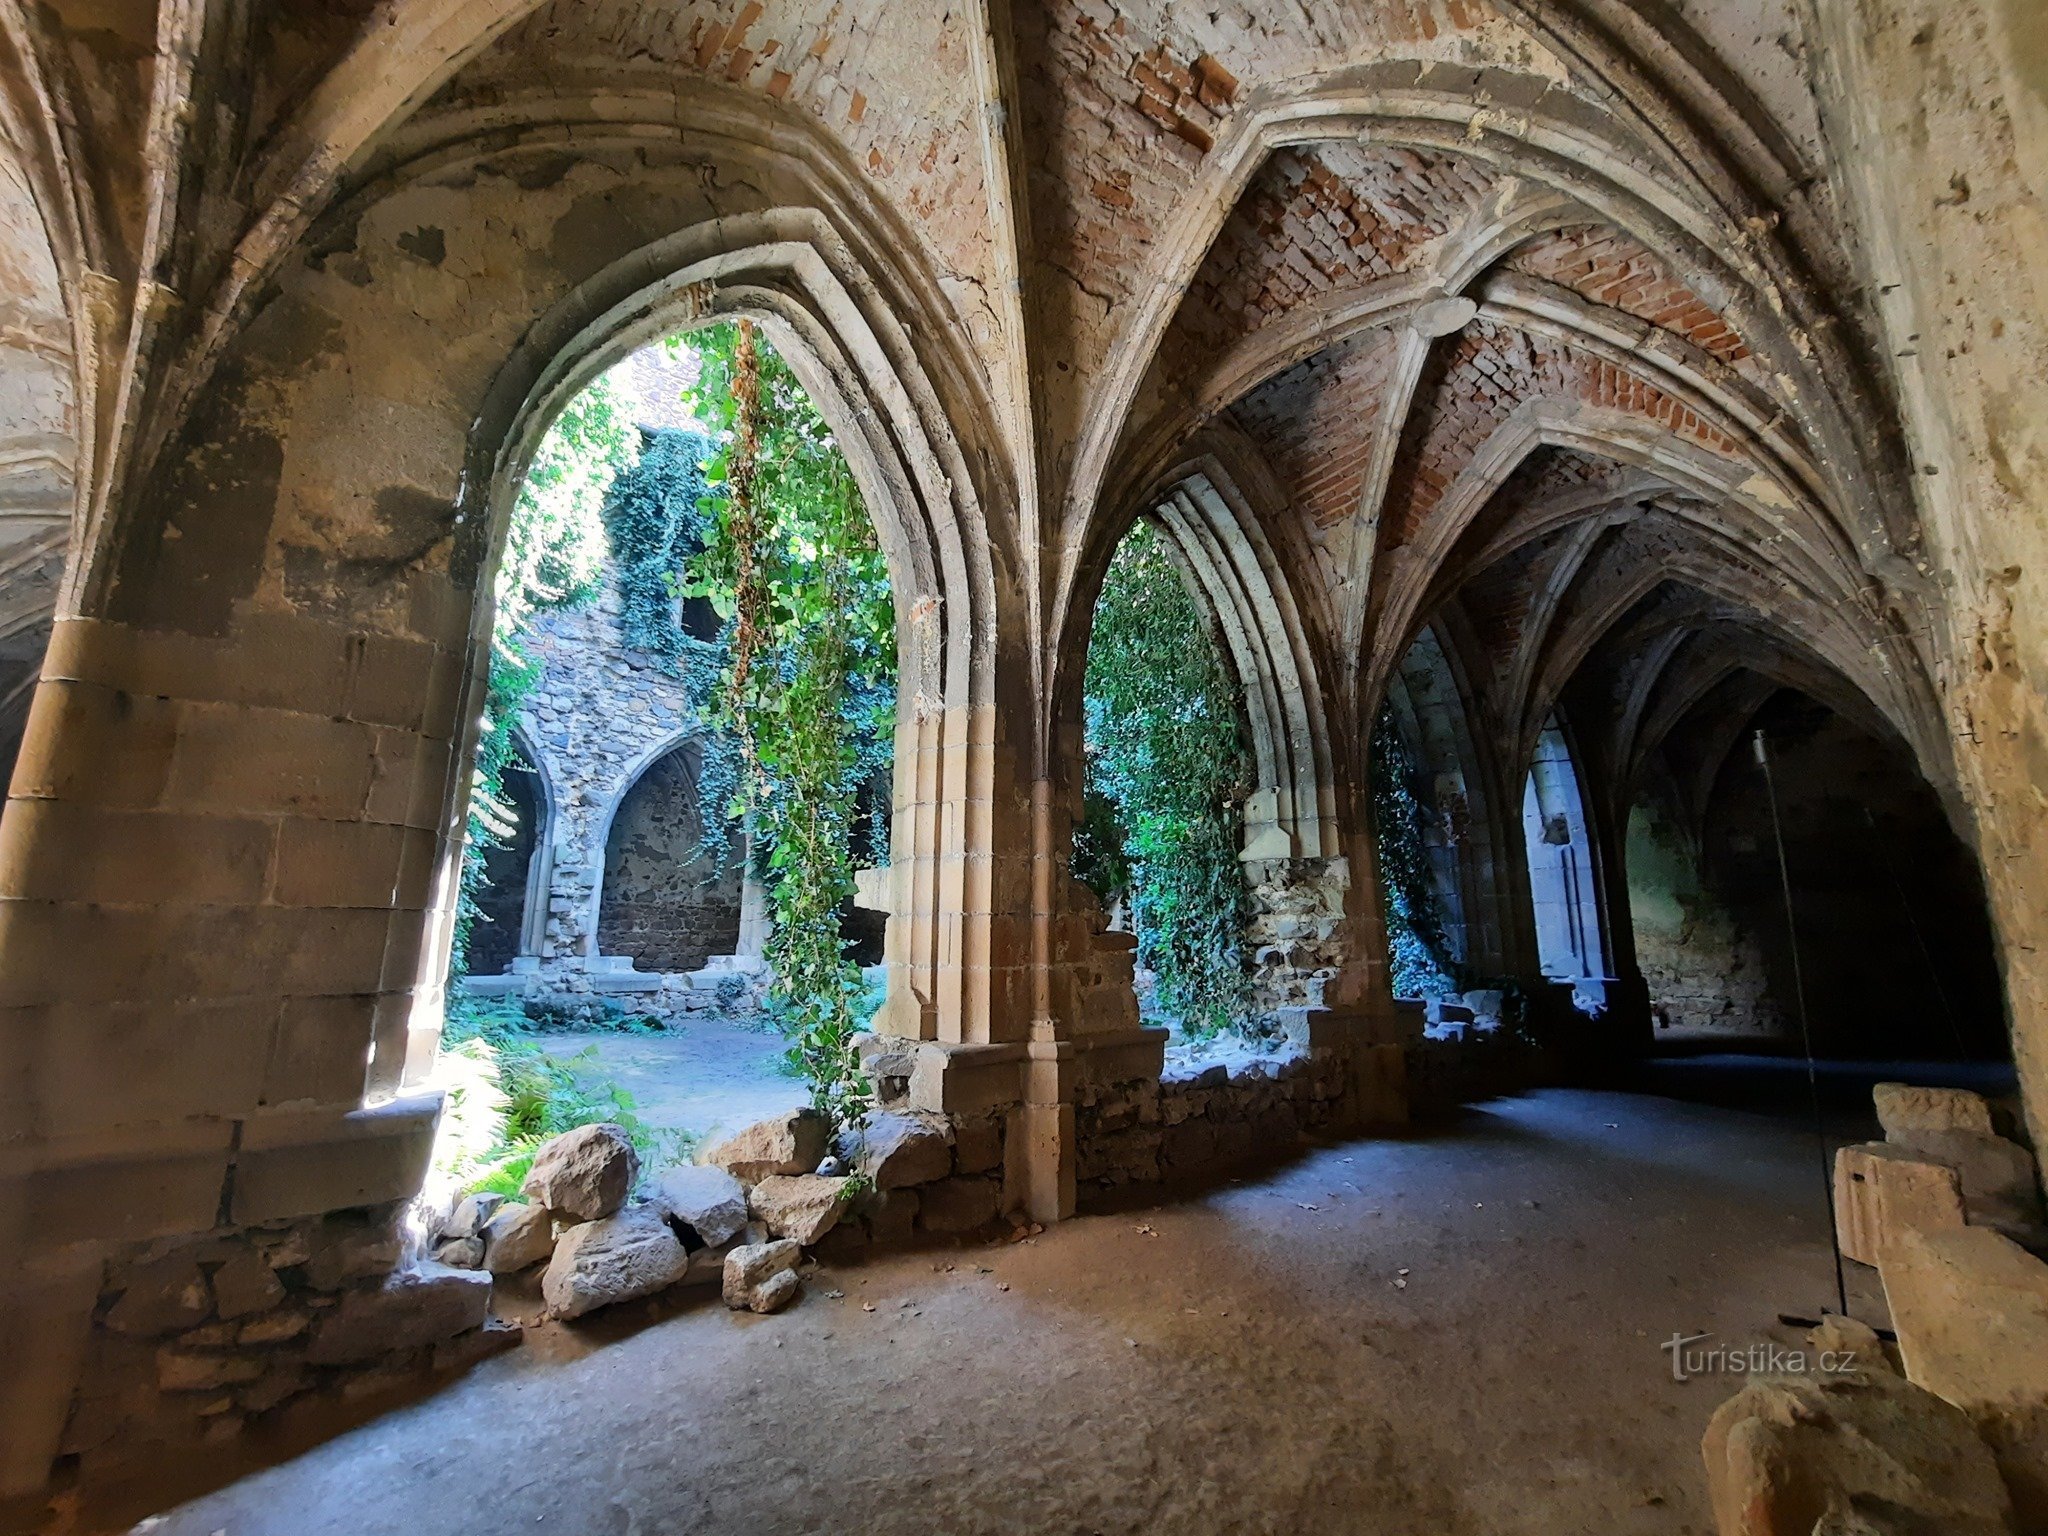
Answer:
[
  {"xmin": 23, "ymin": 1068, "xmax": 1942, "ymax": 1536},
  {"xmin": 535, "ymin": 1021, "xmax": 807, "ymax": 1147}
]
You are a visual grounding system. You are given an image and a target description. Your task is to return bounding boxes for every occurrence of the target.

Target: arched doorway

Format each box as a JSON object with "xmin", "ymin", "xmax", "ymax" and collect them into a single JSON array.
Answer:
[{"xmin": 596, "ymin": 738, "xmax": 743, "ymax": 975}]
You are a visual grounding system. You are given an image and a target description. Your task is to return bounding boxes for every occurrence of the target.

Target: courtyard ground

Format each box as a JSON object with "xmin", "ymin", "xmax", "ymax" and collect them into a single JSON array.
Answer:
[
  {"xmin": 26, "ymin": 1066, "xmax": 1962, "ymax": 1536},
  {"xmin": 534, "ymin": 1019, "xmax": 807, "ymax": 1148}
]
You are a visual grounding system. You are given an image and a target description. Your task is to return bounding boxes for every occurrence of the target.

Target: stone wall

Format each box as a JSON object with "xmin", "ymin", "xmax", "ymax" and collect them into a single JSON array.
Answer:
[
  {"xmin": 1071, "ymin": 1025, "xmax": 1409, "ymax": 1194},
  {"xmin": 1625, "ymin": 797, "xmax": 1780, "ymax": 1041},
  {"xmin": 461, "ymin": 586, "xmax": 761, "ymax": 992},
  {"xmin": 56, "ymin": 1205, "xmax": 503, "ymax": 1479}
]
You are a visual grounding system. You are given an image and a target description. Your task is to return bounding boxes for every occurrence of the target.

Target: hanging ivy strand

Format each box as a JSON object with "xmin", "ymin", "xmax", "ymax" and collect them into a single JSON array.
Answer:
[
  {"xmin": 1369, "ymin": 700, "xmax": 1458, "ymax": 998},
  {"xmin": 1077, "ymin": 520, "xmax": 1256, "ymax": 1040},
  {"xmin": 682, "ymin": 319, "xmax": 895, "ymax": 1128}
]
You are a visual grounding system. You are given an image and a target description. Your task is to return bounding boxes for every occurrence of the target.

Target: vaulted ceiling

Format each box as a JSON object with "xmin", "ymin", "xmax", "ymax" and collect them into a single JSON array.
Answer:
[{"xmin": 0, "ymin": 0, "xmax": 1941, "ymax": 794}]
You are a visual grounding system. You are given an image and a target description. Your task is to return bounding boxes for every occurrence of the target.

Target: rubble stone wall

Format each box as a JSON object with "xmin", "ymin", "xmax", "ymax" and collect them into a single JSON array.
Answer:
[{"xmin": 59, "ymin": 1205, "xmax": 503, "ymax": 1479}]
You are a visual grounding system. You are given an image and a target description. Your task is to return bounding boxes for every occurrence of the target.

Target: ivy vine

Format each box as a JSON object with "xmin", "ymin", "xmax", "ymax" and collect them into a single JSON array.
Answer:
[
  {"xmin": 1077, "ymin": 521, "xmax": 1256, "ymax": 1040},
  {"xmin": 1369, "ymin": 700, "xmax": 1459, "ymax": 998},
  {"xmin": 681, "ymin": 319, "xmax": 896, "ymax": 1128},
  {"xmin": 601, "ymin": 426, "xmax": 713, "ymax": 665}
]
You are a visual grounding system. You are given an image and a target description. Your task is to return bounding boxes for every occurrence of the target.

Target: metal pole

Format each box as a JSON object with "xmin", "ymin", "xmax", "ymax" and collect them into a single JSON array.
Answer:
[{"xmin": 1754, "ymin": 729, "xmax": 1849, "ymax": 1318}]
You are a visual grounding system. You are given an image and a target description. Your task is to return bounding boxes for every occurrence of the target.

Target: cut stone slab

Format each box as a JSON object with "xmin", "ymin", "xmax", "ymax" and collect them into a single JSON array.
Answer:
[
  {"xmin": 722, "ymin": 1239, "xmax": 801, "ymax": 1310},
  {"xmin": 647, "ymin": 1164, "xmax": 750, "ymax": 1247},
  {"xmin": 1835, "ymin": 1141, "xmax": 1967, "ymax": 1268},
  {"xmin": 522, "ymin": 1123, "xmax": 639, "ymax": 1222},
  {"xmin": 852, "ymin": 1110, "xmax": 953, "ymax": 1190},
  {"xmin": 305, "ymin": 1263, "xmax": 492, "ymax": 1365},
  {"xmin": 749, "ymin": 1174, "xmax": 853, "ymax": 1246},
  {"xmin": 1882, "ymin": 1225, "xmax": 2048, "ymax": 1527},
  {"xmin": 1877, "ymin": 1081, "xmax": 1997, "ymax": 1140},
  {"xmin": 702, "ymin": 1109, "xmax": 830, "ymax": 1184},
  {"xmin": 1887, "ymin": 1129, "xmax": 2046, "ymax": 1242},
  {"xmin": 1701, "ymin": 1369, "xmax": 2015, "ymax": 1535},
  {"xmin": 481, "ymin": 1201, "xmax": 555, "ymax": 1274},
  {"xmin": 542, "ymin": 1204, "xmax": 690, "ymax": 1320}
]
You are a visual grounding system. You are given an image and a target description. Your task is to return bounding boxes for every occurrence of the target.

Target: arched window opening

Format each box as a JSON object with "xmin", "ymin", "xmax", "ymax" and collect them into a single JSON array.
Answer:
[
  {"xmin": 1523, "ymin": 717, "xmax": 1606, "ymax": 981},
  {"xmin": 441, "ymin": 317, "xmax": 895, "ymax": 1187},
  {"xmin": 1076, "ymin": 518, "xmax": 1259, "ymax": 1044}
]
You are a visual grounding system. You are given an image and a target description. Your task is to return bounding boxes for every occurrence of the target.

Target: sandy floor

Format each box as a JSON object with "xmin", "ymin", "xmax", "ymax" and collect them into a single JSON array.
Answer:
[
  {"xmin": 535, "ymin": 1021, "xmax": 808, "ymax": 1147},
  {"xmin": 29, "ymin": 1073, "xmax": 1918, "ymax": 1536}
]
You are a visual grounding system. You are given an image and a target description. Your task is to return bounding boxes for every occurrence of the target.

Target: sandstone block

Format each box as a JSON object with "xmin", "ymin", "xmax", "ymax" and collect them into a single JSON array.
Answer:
[
  {"xmin": 1835, "ymin": 1141, "xmax": 1967, "ymax": 1267},
  {"xmin": 1877, "ymin": 1081, "xmax": 1997, "ymax": 1140},
  {"xmin": 702, "ymin": 1109, "xmax": 829, "ymax": 1184},
  {"xmin": 305, "ymin": 1262, "xmax": 492, "ymax": 1364},
  {"xmin": 237, "ymin": 1310, "xmax": 309, "ymax": 1346},
  {"xmin": 1890, "ymin": 1129, "xmax": 2046, "ymax": 1242},
  {"xmin": 434, "ymin": 1237, "xmax": 485, "ymax": 1269},
  {"xmin": 480, "ymin": 1201, "xmax": 555, "ymax": 1274},
  {"xmin": 747, "ymin": 1268, "xmax": 801, "ymax": 1315},
  {"xmin": 1883, "ymin": 1225, "xmax": 2048, "ymax": 1527},
  {"xmin": 918, "ymin": 1176, "xmax": 1000, "ymax": 1234},
  {"xmin": 541, "ymin": 1205, "xmax": 690, "ymax": 1320},
  {"xmin": 951, "ymin": 1116, "xmax": 1003, "ymax": 1176},
  {"xmin": 647, "ymin": 1164, "xmax": 750, "ymax": 1247},
  {"xmin": 862, "ymin": 1187, "xmax": 919, "ymax": 1246},
  {"xmin": 852, "ymin": 1110, "xmax": 952, "ymax": 1189},
  {"xmin": 749, "ymin": 1174, "xmax": 852, "ymax": 1245},
  {"xmin": 722, "ymin": 1239, "xmax": 801, "ymax": 1310},
  {"xmin": 1701, "ymin": 1370, "xmax": 2013, "ymax": 1535},
  {"xmin": 522, "ymin": 1123, "xmax": 638, "ymax": 1221}
]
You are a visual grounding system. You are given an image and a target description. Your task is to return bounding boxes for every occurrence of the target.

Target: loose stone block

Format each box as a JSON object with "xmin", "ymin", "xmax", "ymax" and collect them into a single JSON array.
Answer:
[
  {"xmin": 1834, "ymin": 1141, "xmax": 1967, "ymax": 1267},
  {"xmin": 646, "ymin": 1164, "xmax": 749, "ymax": 1247},
  {"xmin": 542, "ymin": 1205, "xmax": 690, "ymax": 1320},
  {"xmin": 480, "ymin": 1201, "xmax": 556, "ymax": 1274},
  {"xmin": 722, "ymin": 1239, "xmax": 801, "ymax": 1310},
  {"xmin": 702, "ymin": 1109, "xmax": 830, "ymax": 1184},
  {"xmin": 305, "ymin": 1262, "xmax": 492, "ymax": 1364},
  {"xmin": 1889, "ymin": 1129, "xmax": 2047, "ymax": 1243},
  {"xmin": 747, "ymin": 1268, "xmax": 801, "ymax": 1315},
  {"xmin": 1883, "ymin": 1225, "xmax": 2048, "ymax": 1526},
  {"xmin": 1876, "ymin": 1081, "xmax": 1997, "ymax": 1140},
  {"xmin": 522, "ymin": 1123, "xmax": 638, "ymax": 1222},
  {"xmin": 1701, "ymin": 1370, "xmax": 2014, "ymax": 1535},
  {"xmin": 851, "ymin": 1110, "xmax": 953, "ymax": 1189},
  {"xmin": 749, "ymin": 1175, "xmax": 852, "ymax": 1246}
]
